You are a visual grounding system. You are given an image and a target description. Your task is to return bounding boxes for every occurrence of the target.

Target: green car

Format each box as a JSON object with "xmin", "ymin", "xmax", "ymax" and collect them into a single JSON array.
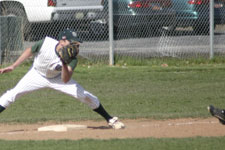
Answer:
[
  {"xmin": 169, "ymin": 0, "xmax": 225, "ymax": 33},
  {"xmin": 90, "ymin": 0, "xmax": 176, "ymax": 37}
]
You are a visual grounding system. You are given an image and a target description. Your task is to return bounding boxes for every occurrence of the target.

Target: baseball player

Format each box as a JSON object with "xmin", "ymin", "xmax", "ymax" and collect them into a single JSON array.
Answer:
[
  {"xmin": 208, "ymin": 105, "xmax": 225, "ymax": 125},
  {"xmin": 0, "ymin": 29, "xmax": 125, "ymax": 129}
]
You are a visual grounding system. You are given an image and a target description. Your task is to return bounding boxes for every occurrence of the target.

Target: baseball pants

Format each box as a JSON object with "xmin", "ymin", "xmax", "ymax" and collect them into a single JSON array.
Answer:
[{"xmin": 0, "ymin": 67, "xmax": 100, "ymax": 109}]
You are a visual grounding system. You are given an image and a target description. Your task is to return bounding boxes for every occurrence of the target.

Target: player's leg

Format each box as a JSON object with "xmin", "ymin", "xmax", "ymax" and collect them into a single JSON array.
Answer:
[
  {"xmin": 49, "ymin": 77, "xmax": 125, "ymax": 129},
  {"xmin": 0, "ymin": 67, "xmax": 49, "ymax": 110},
  {"xmin": 78, "ymin": 90, "xmax": 125, "ymax": 129},
  {"xmin": 83, "ymin": 90, "xmax": 112, "ymax": 121},
  {"xmin": 49, "ymin": 77, "xmax": 98, "ymax": 108},
  {"xmin": 49, "ymin": 77, "xmax": 103, "ymax": 109}
]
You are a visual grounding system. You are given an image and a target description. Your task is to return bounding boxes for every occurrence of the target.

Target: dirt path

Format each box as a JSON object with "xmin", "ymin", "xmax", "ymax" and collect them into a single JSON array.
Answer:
[{"xmin": 0, "ymin": 118, "xmax": 225, "ymax": 140}]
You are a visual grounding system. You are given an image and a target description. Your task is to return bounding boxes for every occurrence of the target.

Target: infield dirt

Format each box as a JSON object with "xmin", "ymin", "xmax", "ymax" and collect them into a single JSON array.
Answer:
[{"xmin": 0, "ymin": 118, "xmax": 224, "ymax": 140}]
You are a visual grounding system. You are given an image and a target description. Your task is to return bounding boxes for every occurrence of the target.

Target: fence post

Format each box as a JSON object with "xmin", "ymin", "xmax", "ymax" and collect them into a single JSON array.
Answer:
[
  {"xmin": 0, "ymin": 16, "xmax": 6, "ymax": 65},
  {"xmin": 210, "ymin": 0, "xmax": 214, "ymax": 59},
  {"xmin": 108, "ymin": 0, "xmax": 114, "ymax": 65}
]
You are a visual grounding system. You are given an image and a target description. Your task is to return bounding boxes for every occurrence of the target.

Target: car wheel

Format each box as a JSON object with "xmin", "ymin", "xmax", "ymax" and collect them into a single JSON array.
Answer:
[
  {"xmin": 162, "ymin": 26, "xmax": 176, "ymax": 34},
  {"xmin": 193, "ymin": 25, "xmax": 210, "ymax": 34},
  {"xmin": 163, "ymin": 25, "xmax": 176, "ymax": 31},
  {"xmin": 144, "ymin": 26, "xmax": 165, "ymax": 37},
  {"xmin": 1, "ymin": 3, "xmax": 32, "ymax": 40}
]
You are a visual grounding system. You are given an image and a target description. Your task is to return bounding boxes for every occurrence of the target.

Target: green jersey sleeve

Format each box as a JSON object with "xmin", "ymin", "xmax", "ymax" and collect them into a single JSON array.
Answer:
[
  {"xmin": 31, "ymin": 40, "xmax": 44, "ymax": 54},
  {"xmin": 68, "ymin": 58, "xmax": 78, "ymax": 70}
]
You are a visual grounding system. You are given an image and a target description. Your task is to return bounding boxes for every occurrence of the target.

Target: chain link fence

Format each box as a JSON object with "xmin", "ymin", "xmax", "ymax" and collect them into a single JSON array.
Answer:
[{"xmin": 1, "ymin": 0, "xmax": 225, "ymax": 64}]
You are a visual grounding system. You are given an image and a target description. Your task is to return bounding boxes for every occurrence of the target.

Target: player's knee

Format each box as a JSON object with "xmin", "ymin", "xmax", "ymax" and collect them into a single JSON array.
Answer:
[
  {"xmin": 83, "ymin": 96, "xmax": 100, "ymax": 109},
  {"xmin": 78, "ymin": 93, "xmax": 99, "ymax": 109},
  {"xmin": 76, "ymin": 91, "xmax": 100, "ymax": 109}
]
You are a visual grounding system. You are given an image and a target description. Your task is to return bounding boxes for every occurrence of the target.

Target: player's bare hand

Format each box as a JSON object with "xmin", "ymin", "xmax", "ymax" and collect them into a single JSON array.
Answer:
[{"xmin": 0, "ymin": 66, "xmax": 15, "ymax": 74}]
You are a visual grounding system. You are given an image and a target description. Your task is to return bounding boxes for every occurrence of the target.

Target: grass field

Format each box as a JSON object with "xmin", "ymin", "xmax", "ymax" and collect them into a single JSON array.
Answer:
[
  {"xmin": 1, "ymin": 58, "xmax": 225, "ymax": 149},
  {"xmin": 1, "ymin": 137, "xmax": 225, "ymax": 150}
]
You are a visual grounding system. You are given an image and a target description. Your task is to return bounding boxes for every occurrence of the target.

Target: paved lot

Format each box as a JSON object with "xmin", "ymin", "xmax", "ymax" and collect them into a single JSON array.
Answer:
[{"xmin": 23, "ymin": 28, "xmax": 225, "ymax": 59}]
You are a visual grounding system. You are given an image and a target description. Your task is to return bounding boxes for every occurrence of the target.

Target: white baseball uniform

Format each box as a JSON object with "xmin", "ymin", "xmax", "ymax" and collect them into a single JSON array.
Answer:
[{"xmin": 0, "ymin": 37, "xmax": 100, "ymax": 109}]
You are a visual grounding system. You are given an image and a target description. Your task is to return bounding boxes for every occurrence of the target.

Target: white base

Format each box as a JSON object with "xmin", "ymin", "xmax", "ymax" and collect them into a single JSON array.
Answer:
[{"xmin": 38, "ymin": 124, "xmax": 87, "ymax": 132}]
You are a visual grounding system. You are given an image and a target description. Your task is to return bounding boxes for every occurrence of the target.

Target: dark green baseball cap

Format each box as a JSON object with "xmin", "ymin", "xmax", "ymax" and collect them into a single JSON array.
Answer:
[{"xmin": 58, "ymin": 29, "xmax": 82, "ymax": 43}]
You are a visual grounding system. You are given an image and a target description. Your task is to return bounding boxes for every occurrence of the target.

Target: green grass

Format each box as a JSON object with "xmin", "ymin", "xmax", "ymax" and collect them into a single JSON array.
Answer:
[
  {"xmin": 1, "ymin": 58, "xmax": 225, "ymax": 149},
  {"xmin": 114, "ymin": 55, "xmax": 225, "ymax": 66},
  {"xmin": 1, "ymin": 59, "xmax": 225, "ymax": 122},
  {"xmin": 1, "ymin": 137, "xmax": 225, "ymax": 150}
]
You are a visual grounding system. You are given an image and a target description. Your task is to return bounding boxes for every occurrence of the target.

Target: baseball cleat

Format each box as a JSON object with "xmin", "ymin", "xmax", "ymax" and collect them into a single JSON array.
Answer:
[
  {"xmin": 108, "ymin": 117, "xmax": 125, "ymax": 129},
  {"xmin": 208, "ymin": 105, "xmax": 225, "ymax": 125}
]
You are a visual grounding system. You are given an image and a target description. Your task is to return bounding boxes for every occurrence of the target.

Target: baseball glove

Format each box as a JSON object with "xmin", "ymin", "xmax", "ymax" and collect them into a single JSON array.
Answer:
[{"xmin": 57, "ymin": 43, "xmax": 79, "ymax": 64}]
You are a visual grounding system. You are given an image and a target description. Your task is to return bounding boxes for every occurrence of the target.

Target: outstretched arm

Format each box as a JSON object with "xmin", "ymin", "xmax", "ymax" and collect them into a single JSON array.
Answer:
[{"xmin": 0, "ymin": 48, "xmax": 33, "ymax": 74}]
